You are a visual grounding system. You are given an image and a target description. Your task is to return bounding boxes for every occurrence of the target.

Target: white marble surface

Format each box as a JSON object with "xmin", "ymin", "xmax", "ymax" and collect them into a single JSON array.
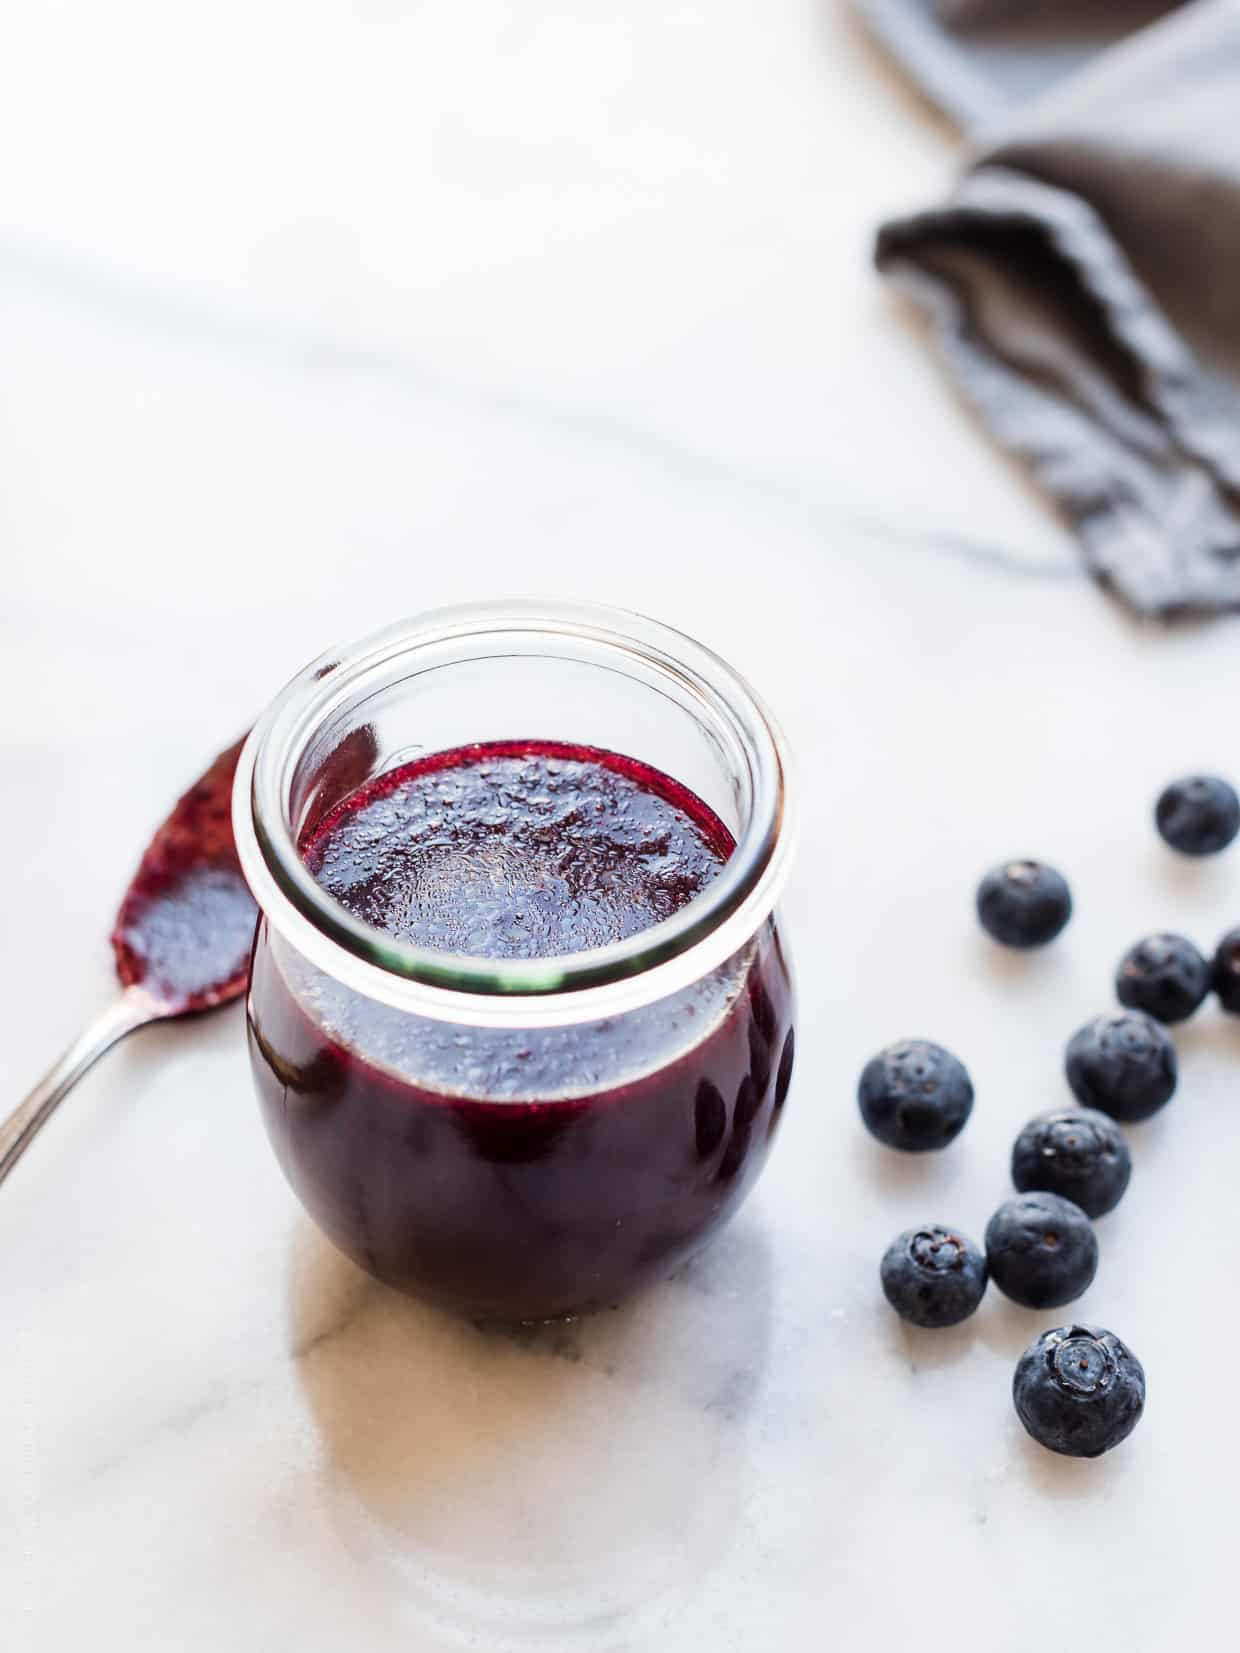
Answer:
[{"xmin": 4, "ymin": 5, "xmax": 1240, "ymax": 1649}]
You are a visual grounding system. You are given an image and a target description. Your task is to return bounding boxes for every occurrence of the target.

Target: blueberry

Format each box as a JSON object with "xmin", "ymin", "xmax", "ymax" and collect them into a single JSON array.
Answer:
[
  {"xmin": 1011, "ymin": 1108, "xmax": 1131, "ymax": 1218},
  {"xmin": 857, "ymin": 1040, "xmax": 974, "ymax": 1151},
  {"xmin": 985, "ymin": 1192, "xmax": 1098, "ymax": 1309},
  {"xmin": 976, "ymin": 860, "xmax": 1072, "ymax": 949},
  {"xmin": 1155, "ymin": 774, "xmax": 1240, "ymax": 856},
  {"xmin": 1065, "ymin": 1010, "xmax": 1177, "ymax": 1122},
  {"xmin": 880, "ymin": 1225, "xmax": 987, "ymax": 1328},
  {"xmin": 1115, "ymin": 933, "xmax": 1210, "ymax": 1024},
  {"xmin": 1013, "ymin": 1325, "xmax": 1145, "ymax": 1458},
  {"xmin": 1212, "ymin": 926, "xmax": 1240, "ymax": 1015}
]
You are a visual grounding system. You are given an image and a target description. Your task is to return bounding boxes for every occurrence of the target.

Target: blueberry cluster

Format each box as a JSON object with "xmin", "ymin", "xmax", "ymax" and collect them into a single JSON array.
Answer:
[{"xmin": 860, "ymin": 771, "xmax": 1240, "ymax": 1458}]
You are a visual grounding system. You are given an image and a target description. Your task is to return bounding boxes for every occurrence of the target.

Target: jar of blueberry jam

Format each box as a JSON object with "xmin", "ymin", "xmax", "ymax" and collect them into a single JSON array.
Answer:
[{"xmin": 233, "ymin": 602, "xmax": 796, "ymax": 1320}]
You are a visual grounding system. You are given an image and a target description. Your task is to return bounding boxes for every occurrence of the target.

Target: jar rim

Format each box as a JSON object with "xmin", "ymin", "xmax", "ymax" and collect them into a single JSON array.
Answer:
[{"xmin": 232, "ymin": 600, "xmax": 795, "ymax": 1027}]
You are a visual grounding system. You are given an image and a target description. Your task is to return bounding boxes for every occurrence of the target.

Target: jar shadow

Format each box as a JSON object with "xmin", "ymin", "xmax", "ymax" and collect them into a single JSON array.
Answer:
[{"xmin": 286, "ymin": 1215, "xmax": 774, "ymax": 1650}]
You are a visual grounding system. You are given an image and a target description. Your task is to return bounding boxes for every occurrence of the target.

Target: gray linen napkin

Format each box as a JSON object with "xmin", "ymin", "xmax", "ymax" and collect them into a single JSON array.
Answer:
[{"xmin": 860, "ymin": 0, "xmax": 1240, "ymax": 615}]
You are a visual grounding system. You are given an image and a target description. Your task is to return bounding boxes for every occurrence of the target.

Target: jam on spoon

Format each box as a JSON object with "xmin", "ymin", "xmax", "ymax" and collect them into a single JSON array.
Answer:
[
  {"xmin": 0, "ymin": 737, "xmax": 256, "ymax": 1186},
  {"xmin": 111, "ymin": 737, "xmax": 256, "ymax": 1011}
]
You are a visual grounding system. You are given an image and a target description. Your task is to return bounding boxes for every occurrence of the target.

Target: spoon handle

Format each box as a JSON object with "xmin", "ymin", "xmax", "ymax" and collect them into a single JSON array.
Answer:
[{"xmin": 0, "ymin": 988, "xmax": 162, "ymax": 1189}]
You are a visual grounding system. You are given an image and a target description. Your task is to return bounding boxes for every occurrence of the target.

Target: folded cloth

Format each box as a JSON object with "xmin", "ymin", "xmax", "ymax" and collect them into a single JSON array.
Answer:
[{"xmin": 860, "ymin": 0, "xmax": 1240, "ymax": 615}]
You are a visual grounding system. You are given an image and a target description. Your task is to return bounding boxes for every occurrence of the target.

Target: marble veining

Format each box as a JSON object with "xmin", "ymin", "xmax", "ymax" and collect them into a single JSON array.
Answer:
[{"xmin": 0, "ymin": 230, "xmax": 1076, "ymax": 584}]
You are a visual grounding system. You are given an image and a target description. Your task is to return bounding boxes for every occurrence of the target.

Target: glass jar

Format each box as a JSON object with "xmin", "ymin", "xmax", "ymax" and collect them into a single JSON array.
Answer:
[{"xmin": 232, "ymin": 601, "xmax": 796, "ymax": 1320}]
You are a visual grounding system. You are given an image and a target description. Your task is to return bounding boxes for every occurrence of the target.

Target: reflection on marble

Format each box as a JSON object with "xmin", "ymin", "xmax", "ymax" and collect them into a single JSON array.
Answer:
[
  {"xmin": 288, "ymin": 1222, "xmax": 770, "ymax": 1649},
  {"xmin": 4, "ymin": 3, "xmax": 1240, "ymax": 1651}
]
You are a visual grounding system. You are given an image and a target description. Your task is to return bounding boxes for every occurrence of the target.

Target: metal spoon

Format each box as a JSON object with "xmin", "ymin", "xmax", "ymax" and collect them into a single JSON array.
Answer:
[{"xmin": 0, "ymin": 738, "xmax": 255, "ymax": 1187}]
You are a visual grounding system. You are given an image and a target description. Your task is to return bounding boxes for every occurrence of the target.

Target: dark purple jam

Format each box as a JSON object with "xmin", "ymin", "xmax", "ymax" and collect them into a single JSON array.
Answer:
[
  {"xmin": 112, "ymin": 737, "xmax": 256, "ymax": 1012},
  {"xmin": 247, "ymin": 740, "xmax": 794, "ymax": 1318},
  {"xmin": 303, "ymin": 740, "xmax": 734, "ymax": 958}
]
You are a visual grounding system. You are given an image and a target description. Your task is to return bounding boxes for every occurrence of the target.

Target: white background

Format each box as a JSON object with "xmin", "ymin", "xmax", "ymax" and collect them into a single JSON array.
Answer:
[{"xmin": 3, "ymin": 5, "xmax": 1238, "ymax": 1650}]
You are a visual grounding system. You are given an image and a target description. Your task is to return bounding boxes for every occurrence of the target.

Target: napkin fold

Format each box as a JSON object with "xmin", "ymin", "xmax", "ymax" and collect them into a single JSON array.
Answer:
[{"xmin": 860, "ymin": 0, "xmax": 1240, "ymax": 615}]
